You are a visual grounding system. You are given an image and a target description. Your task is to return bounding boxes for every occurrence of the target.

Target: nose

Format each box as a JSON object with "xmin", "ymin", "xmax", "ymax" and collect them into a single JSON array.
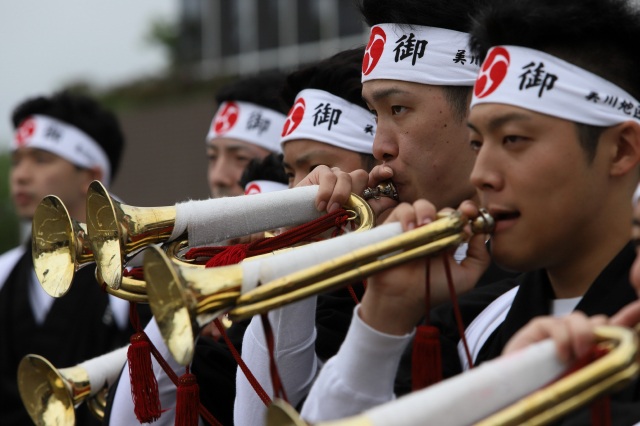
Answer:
[
  {"xmin": 469, "ymin": 144, "xmax": 503, "ymax": 193},
  {"xmin": 10, "ymin": 156, "xmax": 32, "ymax": 184},
  {"xmin": 372, "ymin": 121, "xmax": 399, "ymax": 162},
  {"xmin": 209, "ymin": 159, "xmax": 234, "ymax": 187}
]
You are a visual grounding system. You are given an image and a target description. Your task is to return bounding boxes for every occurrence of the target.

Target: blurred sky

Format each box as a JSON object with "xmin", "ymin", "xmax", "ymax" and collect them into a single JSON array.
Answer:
[{"xmin": 0, "ymin": 0, "xmax": 178, "ymax": 151}]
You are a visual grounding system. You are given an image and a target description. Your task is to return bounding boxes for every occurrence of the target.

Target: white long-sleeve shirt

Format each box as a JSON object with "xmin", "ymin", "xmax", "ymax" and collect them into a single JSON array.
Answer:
[
  {"xmin": 234, "ymin": 297, "xmax": 320, "ymax": 426},
  {"xmin": 300, "ymin": 305, "xmax": 413, "ymax": 422}
]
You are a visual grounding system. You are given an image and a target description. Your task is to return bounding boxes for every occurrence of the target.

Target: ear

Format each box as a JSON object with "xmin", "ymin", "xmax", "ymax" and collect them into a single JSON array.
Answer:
[{"xmin": 609, "ymin": 121, "xmax": 640, "ymax": 177}]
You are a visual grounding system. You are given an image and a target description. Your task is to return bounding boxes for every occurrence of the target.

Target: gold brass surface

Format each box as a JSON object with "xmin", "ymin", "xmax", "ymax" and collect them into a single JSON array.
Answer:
[
  {"xmin": 476, "ymin": 325, "xmax": 639, "ymax": 426},
  {"xmin": 32, "ymin": 192, "xmax": 197, "ymax": 301},
  {"xmin": 32, "ymin": 195, "xmax": 93, "ymax": 298},
  {"xmin": 144, "ymin": 244, "xmax": 244, "ymax": 365},
  {"xmin": 18, "ymin": 354, "xmax": 94, "ymax": 426},
  {"xmin": 86, "ymin": 180, "xmax": 176, "ymax": 290}
]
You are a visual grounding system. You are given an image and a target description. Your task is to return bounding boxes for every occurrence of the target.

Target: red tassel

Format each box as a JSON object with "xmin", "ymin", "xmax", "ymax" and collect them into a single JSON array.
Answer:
[
  {"xmin": 412, "ymin": 325, "xmax": 442, "ymax": 391},
  {"xmin": 175, "ymin": 371, "xmax": 200, "ymax": 426},
  {"xmin": 128, "ymin": 332, "xmax": 162, "ymax": 423}
]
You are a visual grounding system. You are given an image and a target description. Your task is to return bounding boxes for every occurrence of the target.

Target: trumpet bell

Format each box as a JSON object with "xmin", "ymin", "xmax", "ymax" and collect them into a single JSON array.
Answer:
[
  {"xmin": 32, "ymin": 195, "xmax": 93, "ymax": 298},
  {"xmin": 86, "ymin": 180, "xmax": 176, "ymax": 291},
  {"xmin": 18, "ymin": 354, "xmax": 89, "ymax": 426},
  {"xmin": 144, "ymin": 244, "xmax": 243, "ymax": 365}
]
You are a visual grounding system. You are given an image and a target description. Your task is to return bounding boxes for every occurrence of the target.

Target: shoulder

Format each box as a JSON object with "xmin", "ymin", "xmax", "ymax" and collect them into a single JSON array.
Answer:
[{"xmin": 0, "ymin": 246, "xmax": 26, "ymax": 276}]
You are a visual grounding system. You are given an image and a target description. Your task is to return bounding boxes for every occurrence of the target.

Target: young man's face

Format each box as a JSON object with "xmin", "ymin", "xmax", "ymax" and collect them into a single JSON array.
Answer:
[
  {"xmin": 468, "ymin": 103, "xmax": 609, "ymax": 272},
  {"xmin": 362, "ymin": 79, "xmax": 476, "ymax": 209},
  {"xmin": 10, "ymin": 147, "xmax": 94, "ymax": 221},
  {"xmin": 206, "ymin": 137, "xmax": 271, "ymax": 198},
  {"xmin": 282, "ymin": 139, "xmax": 371, "ymax": 187}
]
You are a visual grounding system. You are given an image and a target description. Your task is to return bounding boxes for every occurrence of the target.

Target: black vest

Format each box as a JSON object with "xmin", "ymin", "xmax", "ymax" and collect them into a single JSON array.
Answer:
[{"xmin": 0, "ymin": 245, "xmax": 131, "ymax": 426}]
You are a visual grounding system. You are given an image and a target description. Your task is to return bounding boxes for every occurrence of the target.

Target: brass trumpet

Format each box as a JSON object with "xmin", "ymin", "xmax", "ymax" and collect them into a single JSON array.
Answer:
[
  {"xmin": 18, "ymin": 346, "xmax": 128, "ymax": 426},
  {"xmin": 266, "ymin": 325, "xmax": 639, "ymax": 426},
  {"xmin": 86, "ymin": 181, "xmax": 373, "ymax": 291},
  {"xmin": 31, "ymin": 194, "xmax": 186, "ymax": 302},
  {"xmin": 228, "ymin": 210, "xmax": 493, "ymax": 320},
  {"xmin": 145, "ymin": 210, "xmax": 491, "ymax": 366},
  {"xmin": 86, "ymin": 180, "xmax": 176, "ymax": 292}
]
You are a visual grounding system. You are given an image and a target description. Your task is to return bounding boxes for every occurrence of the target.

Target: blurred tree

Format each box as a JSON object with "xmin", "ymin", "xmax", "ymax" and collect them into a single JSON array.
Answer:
[{"xmin": 145, "ymin": 17, "xmax": 182, "ymax": 74}]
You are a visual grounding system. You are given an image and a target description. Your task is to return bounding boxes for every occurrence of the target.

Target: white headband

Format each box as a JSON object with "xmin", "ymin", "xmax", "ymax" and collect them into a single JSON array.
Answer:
[
  {"xmin": 206, "ymin": 101, "xmax": 286, "ymax": 153},
  {"xmin": 361, "ymin": 24, "xmax": 480, "ymax": 86},
  {"xmin": 12, "ymin": 114, "xmax": 112, "ymax": 187},
  {"xmin": 280, "ymin": 89, "xmax": 376, "ymax": 154},
  {"xmin": 244, "ymin": 180, "xmax": 288, "ymax": 195},
  {"xmin": 471, "ymin": 45, "xmax": 640, "ymax": 126}
]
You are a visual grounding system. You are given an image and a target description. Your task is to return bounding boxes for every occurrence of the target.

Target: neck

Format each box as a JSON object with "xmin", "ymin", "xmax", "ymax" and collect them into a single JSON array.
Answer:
[{"xmin": 547, "ymin": 201, "xmax": 631, "ymax": 298}]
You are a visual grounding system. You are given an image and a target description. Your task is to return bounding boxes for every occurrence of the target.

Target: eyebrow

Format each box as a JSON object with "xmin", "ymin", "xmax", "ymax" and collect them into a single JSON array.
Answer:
[
  {"xmin": 632, "ymin": 219, "xmax": 640, "ymax": 226},
  {"xmin": 363, "ymin": 87, "xmax": 412, "ymax": 104},
  {"xmin": 207, "ymin": 143, "xmax": 256, "ymax": 153},
  {"xmin": 283, "ymin": 149, "xmax": 333, "ymax": 168},
  {"xmin": 467, "ymin": 112, "xmax": 533, "ymax": 133}
]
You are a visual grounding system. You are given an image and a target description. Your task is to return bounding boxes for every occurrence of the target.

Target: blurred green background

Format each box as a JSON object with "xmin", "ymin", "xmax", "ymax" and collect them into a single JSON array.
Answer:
[{"xmin": 0, "ymin": 152, "xmax": 21, "ymax": 254}]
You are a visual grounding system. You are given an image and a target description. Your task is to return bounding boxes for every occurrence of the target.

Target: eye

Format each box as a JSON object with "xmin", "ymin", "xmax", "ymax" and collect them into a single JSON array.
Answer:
[
  {"xmin": 469, "ymin": 139, "xmax": 483, "ymax": 152},
  {"xmin": 503, "ymin": 135, "xmax": 526, "ymax": 144},
  {"xmin": 369, "ymin": 109, "xmax": 378, "ymax": 123},
  {"xmin": 391, "ymin": 105, "xmax": 406, "ymax": 115},
  {"xmin": 34, "ymin": 152, "xmax": 55, "ymax": 164},
  {"xmin": 235, "ymin": 155, "xmax": 251, "ymax": 165}
]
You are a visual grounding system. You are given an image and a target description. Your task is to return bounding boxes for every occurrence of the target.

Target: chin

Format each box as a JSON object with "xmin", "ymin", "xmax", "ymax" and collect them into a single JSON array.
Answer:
[{"xmin": 490, "ymin": 246, "xmax": 536, "ymax": 273}]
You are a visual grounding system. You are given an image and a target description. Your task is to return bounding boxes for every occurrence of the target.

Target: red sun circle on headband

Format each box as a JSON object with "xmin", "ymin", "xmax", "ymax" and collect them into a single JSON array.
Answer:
[
  {"xmin": 281, "ymin": 98, "xmax": 306, "ymax": 137},
  {"xmin": 362, "ymin": 26, "xmax": 386, "ymax": 76},
  {"xmin": 474, "ymin": 47, "xmax": 511, "ymax": 98},
  {"xmin": 245, "ymin": 183, "xmax": 262, "ymax": 195},
  {"xmin": 213, "ymin": 102, "xmax": 240, "ymax": 134},
  {"xmin": 15, "ymin": 117, "xmax": 36, "ymax": 146}
]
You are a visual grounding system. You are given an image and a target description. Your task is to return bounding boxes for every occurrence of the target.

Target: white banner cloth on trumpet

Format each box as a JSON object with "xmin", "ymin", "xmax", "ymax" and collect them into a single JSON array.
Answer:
[
  {"xmin": 170, "ymin": 186, "xmax": 322, "ymax": 247},
  {"xmin": 363, "ymin": 340, "xmax": 565, "ymax": 426},
  {"xmin": 79, "ymin": 345, "xmax": 129, "ymax": 396},
  {"xmin": 239, "ymin": 222, "xmax": 404, "ymax": 294}
]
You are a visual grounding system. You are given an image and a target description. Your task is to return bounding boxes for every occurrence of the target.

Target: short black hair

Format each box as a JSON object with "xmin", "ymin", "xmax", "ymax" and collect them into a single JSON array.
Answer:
[
  {"xmin": 12, "ymin": 91, "xmax": 126, "ymax": 180},
  {"xmin": 239, "ymin": 152, "xmax": 288, "ymax": 188},
  {"xmin": 356, "ymin": 0, "xmax": 489, "ymax": 33},
  {"xmin": 469, "ymin": 0, "xmax": 640, "ymax": 161},
  {"xmin": 281, "ymin": 47, "xmax": 367, "ymax": 110},
  {"xmin": 356, "ymin": 0, "xmax": 491, "ymax": 121},
  {"xmin": 215, "ymin": 71, "xmax": 289, "ymax": 115}
]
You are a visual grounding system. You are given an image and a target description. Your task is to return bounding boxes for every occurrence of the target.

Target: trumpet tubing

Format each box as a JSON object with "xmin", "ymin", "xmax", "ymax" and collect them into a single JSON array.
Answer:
[
  {"xmin": 86, "ymin": 182, "xmax": 373, "ymax": 291},
  {"xmin": 230, "ymin": 211, "xmax": 488, "ymax": 320}
]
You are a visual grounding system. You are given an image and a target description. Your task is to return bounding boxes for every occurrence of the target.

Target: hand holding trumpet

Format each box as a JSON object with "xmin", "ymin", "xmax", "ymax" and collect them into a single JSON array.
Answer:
[
  {"xmin": 358, "ymin": 199, "xmax": 493, "ymax": 336},
  {"xmin": 296, "ymin": 164, "xmax": 400, "ymax": 224}
]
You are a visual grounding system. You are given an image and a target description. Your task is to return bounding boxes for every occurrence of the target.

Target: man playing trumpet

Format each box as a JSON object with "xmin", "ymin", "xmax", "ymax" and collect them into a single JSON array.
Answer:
[{"xmin": 300, "ymin": 0, "xmax": 640, "ymax": 423}]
